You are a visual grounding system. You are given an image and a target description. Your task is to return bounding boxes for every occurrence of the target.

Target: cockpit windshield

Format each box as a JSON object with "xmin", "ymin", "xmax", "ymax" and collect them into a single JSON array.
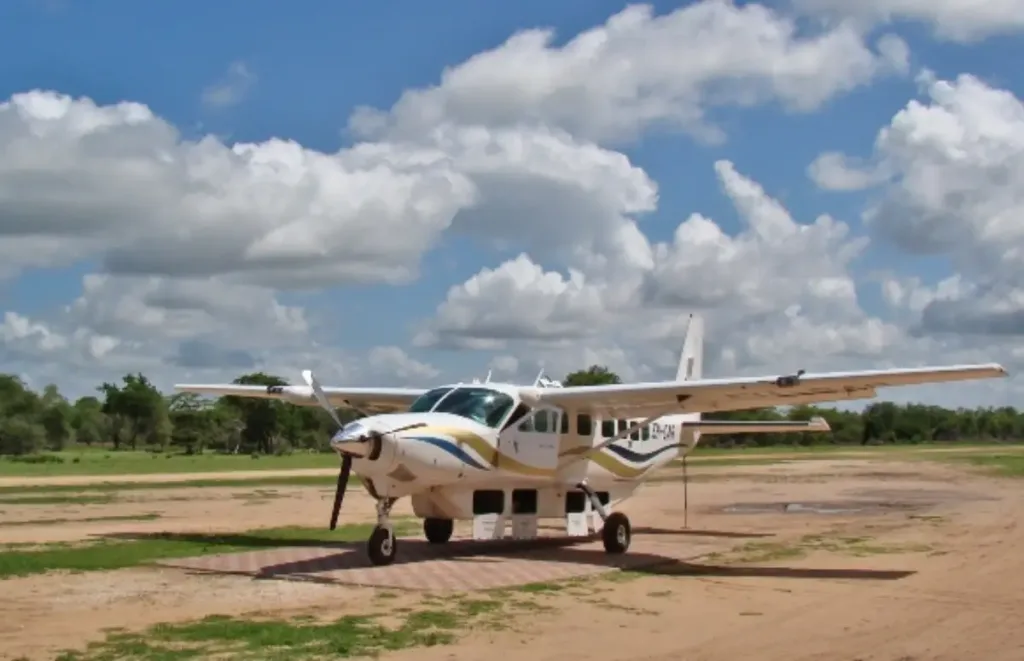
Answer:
[
  {"xmin": 407, "ymin": 386, "xmax": 515, "ymax": 428},
  {"xmin": 407, "ymin": 387, "xmax": 452, "ymax": 413}
]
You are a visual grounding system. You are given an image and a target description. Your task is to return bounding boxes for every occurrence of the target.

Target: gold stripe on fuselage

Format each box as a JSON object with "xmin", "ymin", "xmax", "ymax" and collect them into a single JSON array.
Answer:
[
  {"xmin": 414, "ymin": 426, "xmax": 555, "ymax": 477},
  {"xmin": 411, "ymin": 427, "xmax": 668, "ymax": 480}
]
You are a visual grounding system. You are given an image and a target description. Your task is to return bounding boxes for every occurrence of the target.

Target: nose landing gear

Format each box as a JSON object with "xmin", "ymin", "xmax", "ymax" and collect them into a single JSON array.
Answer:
[{"xmin": 367, "ymin": 497, "xmax": 398, "ymax": 566}]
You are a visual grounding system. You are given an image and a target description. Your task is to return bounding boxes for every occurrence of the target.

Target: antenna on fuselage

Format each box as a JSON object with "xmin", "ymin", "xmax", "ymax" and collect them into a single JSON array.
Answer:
[
  {"xmin": 485, "ymin": 369, "xmax": 492, "ymax": 384},
  {"xmin": 533, "ymin": 368, "xmax": 545, "ymax": 386}
]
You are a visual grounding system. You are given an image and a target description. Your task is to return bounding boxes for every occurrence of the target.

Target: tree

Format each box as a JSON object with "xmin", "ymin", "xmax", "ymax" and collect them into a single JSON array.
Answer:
[
  {"xmin": 0, "ymin": 365, "xmax": 1021, "ymax": 457},
  {"xmin": 71, "ymin": 396, "xmax": 107, "ymax": 446},
  {"xmin": 564, "ymin": 365, "xmax": 622, "ymax": 386},
  {"xmin": 98, "ymin": 373, "xmax": 169, "ymax": 450},
  {"xmin": 0, "ymin": 375, "xmax": 46, "ymax": 455}
]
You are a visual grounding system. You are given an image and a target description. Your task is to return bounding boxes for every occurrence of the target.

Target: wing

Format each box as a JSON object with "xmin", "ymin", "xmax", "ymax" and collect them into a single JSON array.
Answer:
[
  {"xmin": 530, "ymin": 363, "xmax": 1008, "ymax": 419},
  {"xmin": 683, "ymin": 417, "xmax": 831, "ymax": 435},
  {"xmin": 173, "ymin": 383, "xmax": 426, "ymax": 414}
]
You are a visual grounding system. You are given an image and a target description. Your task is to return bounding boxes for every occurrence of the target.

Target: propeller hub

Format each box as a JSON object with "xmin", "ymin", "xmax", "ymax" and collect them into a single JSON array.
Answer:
[{"xmin": 329, "ymin": 422, "xmax": 376, "ymax": 458}]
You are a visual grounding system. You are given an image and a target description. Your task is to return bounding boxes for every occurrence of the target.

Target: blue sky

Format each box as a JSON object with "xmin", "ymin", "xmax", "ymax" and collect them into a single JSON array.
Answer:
[{"xmin": 1, "ymin": 0, "xmax": 1022, "ymax": 405}]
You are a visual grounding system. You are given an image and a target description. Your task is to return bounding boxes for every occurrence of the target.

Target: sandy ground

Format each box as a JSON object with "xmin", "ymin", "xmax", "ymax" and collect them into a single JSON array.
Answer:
[{"xmin": 1, "ymin": 457, "xmax": 1023, "ymax": 660}]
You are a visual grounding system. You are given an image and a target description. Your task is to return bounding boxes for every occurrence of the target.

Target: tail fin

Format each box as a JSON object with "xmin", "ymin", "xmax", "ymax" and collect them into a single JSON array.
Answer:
[{"xmin": 676, "ymin": 314, "xmax": 703, "ymax": 382}]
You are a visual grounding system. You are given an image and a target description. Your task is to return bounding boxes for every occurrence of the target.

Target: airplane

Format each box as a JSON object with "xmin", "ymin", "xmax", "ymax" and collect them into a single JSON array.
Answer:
[{"xmin": 174, "ymin": 315, "xmax": 1008, "ymax": 566}]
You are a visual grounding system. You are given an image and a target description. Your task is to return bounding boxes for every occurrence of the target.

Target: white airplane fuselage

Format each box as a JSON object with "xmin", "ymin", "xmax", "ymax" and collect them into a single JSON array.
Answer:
[{"xmin": 335, "ymin": 399, "xmax": 694, "ymax": 523}]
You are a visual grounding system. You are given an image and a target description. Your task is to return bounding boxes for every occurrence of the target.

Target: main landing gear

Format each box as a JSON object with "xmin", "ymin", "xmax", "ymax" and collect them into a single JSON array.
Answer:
[
  {"xmin": 578, "ymin": 480, "xmax": 632, "ymax": 554},
  {"xmin": 423, "ymin": 517, "xmax": 454, "ymax": 544},
  {"xmin": 367, "ymin": 497, "xmax": 398, "ymax": 566}
]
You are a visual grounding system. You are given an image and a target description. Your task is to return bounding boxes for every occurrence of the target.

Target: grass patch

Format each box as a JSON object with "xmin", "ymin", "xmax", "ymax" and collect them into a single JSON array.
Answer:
[
  {"xmin": 0, "ymin": 493, "xmax": 118, "ymax": 505},
  {"xmin": 56, "ymin": 585, "xmax": 565, "ymax": 660},
  {"xmin": 55, "ymin": 609, "xmax": 458, "ymax": 661},
  {"xmin": 689, "ymin": 441, "xmax": 1023, "ymax": 457},
  {"xmin": 0, "ymin": 513, "xmax": 161, "ymax": 527},
  {"xmin": 0, "ymin": 450, "xmax": 342, "ymax": 478},
  {"xmin": 0, "ymin": 475, "xmax": 342, "ymax": 496},
  {"xmin": 957, "ymin": 453, "xmax": 1024, "ymax": 477},
  {"xmin": 0, "ymin": 519, "xmax": 419, "ymax": 580},
  {"xmin": 706, "ymin": 533, "xmax": 932, "ymax": 564}
]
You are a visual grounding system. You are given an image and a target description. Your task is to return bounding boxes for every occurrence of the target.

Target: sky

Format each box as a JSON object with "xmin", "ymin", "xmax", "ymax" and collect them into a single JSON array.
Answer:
[{"xmin": 1, "ymin": 0, "xmax": 1023, "ymax": 408}]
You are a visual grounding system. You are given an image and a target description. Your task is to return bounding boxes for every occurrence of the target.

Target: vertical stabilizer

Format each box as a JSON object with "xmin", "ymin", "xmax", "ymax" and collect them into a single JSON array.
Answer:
[{"xmin": 676, "ymin": 314, "xmax": 704, "ymax": 382}]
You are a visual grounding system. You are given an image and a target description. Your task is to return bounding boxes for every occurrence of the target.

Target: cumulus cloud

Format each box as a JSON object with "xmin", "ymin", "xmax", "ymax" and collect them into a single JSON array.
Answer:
[
  {"xmin": 420, "ymin": 158, "xmax": 908, "ymax": 381},
  {"xmin": 813, "ymin": 73, "xmax": 1024, "ymax": 339},
  {"xmin": 0, "ymin": 2, "xmax": 1019, "ymax": 406},
  {"xmin": 792, "ymin": 0, "xmax": 1024, "ymax": 43},
  {"xmin": 351, "ymin": 1, "xmax": 908, "ymax": 144}
]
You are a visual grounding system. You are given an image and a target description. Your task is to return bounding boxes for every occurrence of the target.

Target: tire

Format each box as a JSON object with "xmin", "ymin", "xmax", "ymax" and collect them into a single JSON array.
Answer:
[
  {"xmin": 601, "ymin": 512, "xmax": 631, "ymax": 554},
  {"xmin": 423, "ymin": 517, "xmax": 454, "ymax": 544},
  {"xmin": 367, "ymin": 525, "xmax": 398, "ymax": 566}
]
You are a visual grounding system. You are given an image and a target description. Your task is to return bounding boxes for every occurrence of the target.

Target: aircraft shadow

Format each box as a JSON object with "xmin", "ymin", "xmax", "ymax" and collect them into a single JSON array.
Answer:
[{"xmin": 109, "ymin": 530, "xmax": 913, "ymax": 586}]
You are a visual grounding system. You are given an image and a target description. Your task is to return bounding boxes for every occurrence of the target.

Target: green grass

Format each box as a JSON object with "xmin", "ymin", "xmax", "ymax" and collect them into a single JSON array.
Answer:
[
  {"xmin": 689, "ymin": 441, "xmax": 1023, "ymax": 456},
  {"xmin": 5, "ymin": 442, "xmax": 1021, "ymax": 478},
  {"xmin": 945, "ymin": 453, "xmax": 1024, "ymax": 477},
  {"xmin": 0, "ymin": 449, "xmax": 341, "ymax": 477},
  {"xmin": 0, "ymin": 474, "xmax": 342, "ymax": 496},
  {"xmin": 0, "ymin": 513, "xmax": 161, "ymax": 527},
  {"xmin": 52, "ymin": 573, "xmax": 610, "ymax": 660},
  {"xmin": 703, "ymin": 533, "xmax": 933, "ymax": 565},
  {"xmin": 0, "ymin": 519, "xmax": 418, "ymax": 580},
  {"xmin": 55, "ymin": 610, "xmax": 459, "ymax": 661},
  {"xmin": 0, "ymin": 493, "xmax": 119, "ymax": 505}
]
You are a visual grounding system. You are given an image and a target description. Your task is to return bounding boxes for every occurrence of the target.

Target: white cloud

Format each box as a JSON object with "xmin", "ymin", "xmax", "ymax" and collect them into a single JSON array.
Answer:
[
  {"xmin": 807, "ymin": 151, "xmax": 891, "ymax": 191},
  {"xmin": 367, "ymin": 346, "xmax": 439, "ymax": 384},
  {"xmin": 1, "ymin": 3, "xmax": 1019, "ymax": 407},
  {"xmin": 420, "ymin": 159, "xmax": 898, "ymax": 371},
  {"xmin": 351, "ymin": 1, "xmax": 908, "ymax": 145},
  {"xmin": 201, "ymin": 61, "xmax": 257, "ymax": 110},
  {"xmin": 792, "ymin": 0, "xmax": 1024, "ymax": 43},
  {"xmin": 813, "ymin": 73, "xmax": 1024, "ymax": 339}
]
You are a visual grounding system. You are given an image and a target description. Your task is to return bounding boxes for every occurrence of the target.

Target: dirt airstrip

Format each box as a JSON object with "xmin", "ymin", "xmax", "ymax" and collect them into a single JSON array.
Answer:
[{"xmin": 1, "ymin": 457, "xmax": 1023, "ymax": 661}]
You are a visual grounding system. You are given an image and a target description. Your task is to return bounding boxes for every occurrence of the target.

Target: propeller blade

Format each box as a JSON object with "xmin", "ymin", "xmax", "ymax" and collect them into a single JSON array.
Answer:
[
  {"xmin": 329, "ymin": 454, "xmax": 352, "ymax": 530},
  {"xmin": 301, "ymin": 369, "xmax": 345, "ymax": 430}
]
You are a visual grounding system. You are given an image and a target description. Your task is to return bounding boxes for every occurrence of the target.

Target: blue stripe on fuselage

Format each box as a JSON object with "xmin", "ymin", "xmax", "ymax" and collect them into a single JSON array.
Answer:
[
  {"xmin": 405, "ymin": 436, "xmax": 491, "ymax": 471},
  {"xmin": 602, "ymin": 442, "xmax": 683, "ymax": 464}
]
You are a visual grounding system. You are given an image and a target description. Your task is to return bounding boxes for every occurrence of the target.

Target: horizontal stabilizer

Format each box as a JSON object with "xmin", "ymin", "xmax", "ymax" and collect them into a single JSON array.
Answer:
[{"xmin": 681, "ymin": 417, "xmax": 831, "ymax": 435}]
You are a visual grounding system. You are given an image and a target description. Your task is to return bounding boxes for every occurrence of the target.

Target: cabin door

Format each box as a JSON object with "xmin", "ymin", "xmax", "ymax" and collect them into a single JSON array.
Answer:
[{"xmin": 498, "ymin": 407, "xmax": 560, "ymax": 478}]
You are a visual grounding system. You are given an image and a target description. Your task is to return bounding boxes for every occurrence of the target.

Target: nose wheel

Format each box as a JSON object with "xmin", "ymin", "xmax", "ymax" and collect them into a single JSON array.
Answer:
[
  {"xmin": 368, "ymin": 525, "xmax": 397, "ymax": 565},
  {"xmin": 367, "ymin": 497, "xmax": 398, "ymax": 566}
]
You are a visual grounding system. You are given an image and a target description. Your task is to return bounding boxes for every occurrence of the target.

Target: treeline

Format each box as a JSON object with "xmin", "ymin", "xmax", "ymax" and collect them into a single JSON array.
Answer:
[{"xmin": 0, "ymin": 367, "xmax": 1021, "ymax": 457}]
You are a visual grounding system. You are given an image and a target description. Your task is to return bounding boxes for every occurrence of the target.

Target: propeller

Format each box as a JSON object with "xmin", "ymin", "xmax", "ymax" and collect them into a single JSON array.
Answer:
[
  {"xmin": 300, "ymin": 369, "xmax": 427, "ymax": 531},
  {"xmin": 301, "ymin": 370, "xmax": 357, "ymax": 530}
]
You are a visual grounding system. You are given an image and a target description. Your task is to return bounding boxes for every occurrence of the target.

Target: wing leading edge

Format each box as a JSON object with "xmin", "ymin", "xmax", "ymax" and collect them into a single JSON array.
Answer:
[
  {"xmin": 530, "ymin": 363, "xmax": 1008, "ymax": 419},
  {"xmin": 173, "ymin": 383, "xmax": 427, "ymax": 414}
]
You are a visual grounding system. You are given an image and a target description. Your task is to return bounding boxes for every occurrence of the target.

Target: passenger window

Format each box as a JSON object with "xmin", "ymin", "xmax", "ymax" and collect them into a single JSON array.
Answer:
[
  {"xmin": 560, "ymin": 412, "xmax": 569, "ymax": 434},
  {"xmin": 534, "ymin": 410, "xmax": 549, "ymax": 433},
  {"xmin": 641, "ymin": 425, "xmax": 650, "ymax": 440},
  {"xmin": 601, "ymin": 418, "xmax": 615, "ymax": 437},
  {"xmin": 617, "ymin": 419, "xmax": 628, "ymax": 435},
  {"xmin": 577, "ymin": 414, "xmax": 593, "ymax": 436},
  {"xmin": 630, "ymin": 420, "xmax": 640, "ymax": 441}
]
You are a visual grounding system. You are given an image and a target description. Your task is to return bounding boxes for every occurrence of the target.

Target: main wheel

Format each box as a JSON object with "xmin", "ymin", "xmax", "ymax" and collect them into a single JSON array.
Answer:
[
  {"xmin": 423, "ymin": 517, "xmax": 454, "ymax": 544},
  {"xmin": 601, "ymin": 512, "xmax": 631, "ymax": 554},
  {"xmin": 367, "ymin": 525, "xmax": 398, "ymax": 566}
]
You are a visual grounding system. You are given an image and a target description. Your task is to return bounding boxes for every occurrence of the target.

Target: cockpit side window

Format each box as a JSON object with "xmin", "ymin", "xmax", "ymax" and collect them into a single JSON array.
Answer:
[
  {"xmin": 503, "ymin": 403, "xmax": 532, "ymax": 430},
  {"xmin": 408, "ymin": 387, "xmax": 453, "ymax": 413}
]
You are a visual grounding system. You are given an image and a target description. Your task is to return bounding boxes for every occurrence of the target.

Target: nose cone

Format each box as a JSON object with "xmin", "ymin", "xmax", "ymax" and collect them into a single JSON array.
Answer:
[{"xmin": 330, "ymin": 421, "xmax": 374, "ymax": 457}]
